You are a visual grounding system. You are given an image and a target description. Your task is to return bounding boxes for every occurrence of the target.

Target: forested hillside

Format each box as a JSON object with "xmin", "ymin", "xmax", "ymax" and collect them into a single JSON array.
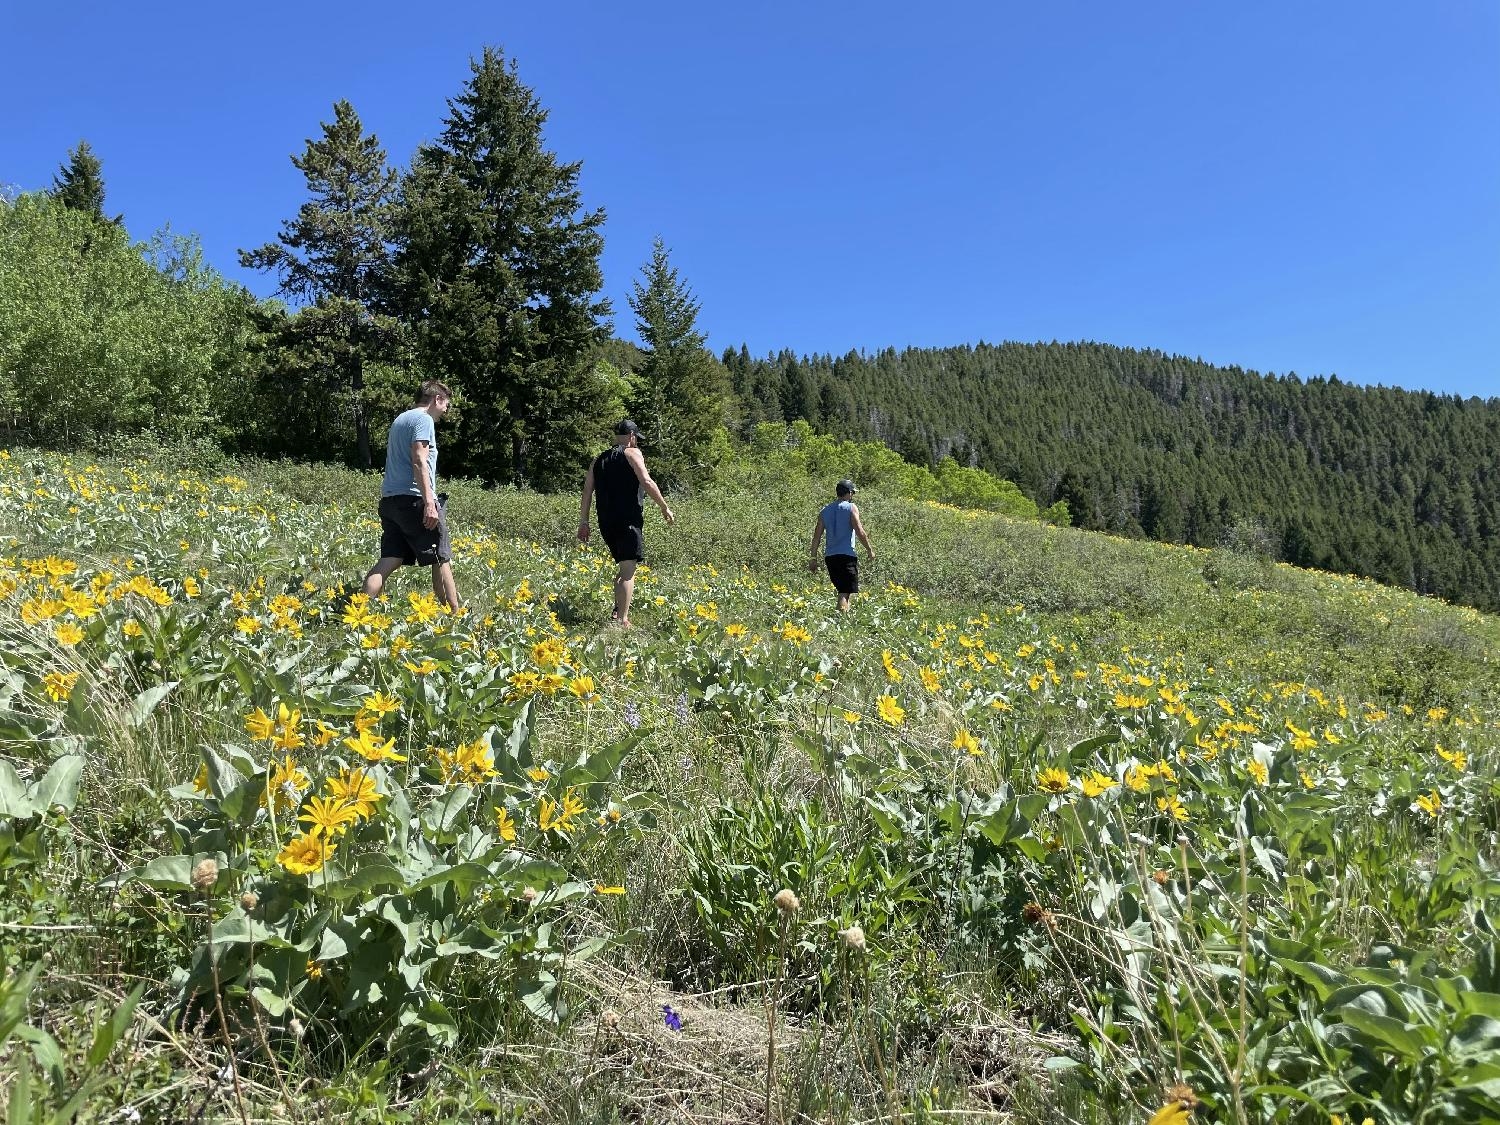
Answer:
[{"xmin": 724, "ymin": 342, "xmax": 1500, "ymax": 610}]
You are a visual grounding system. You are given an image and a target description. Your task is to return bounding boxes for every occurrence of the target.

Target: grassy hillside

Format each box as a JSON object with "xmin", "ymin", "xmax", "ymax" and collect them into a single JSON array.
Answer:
[{"xmin": 1, "ymin": 448, "xmax": 1497, "ymax": 1123}]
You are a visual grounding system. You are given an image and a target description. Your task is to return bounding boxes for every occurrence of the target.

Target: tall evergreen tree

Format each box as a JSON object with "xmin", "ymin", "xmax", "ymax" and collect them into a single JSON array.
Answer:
[
  {"xmin": 626, "ymin": 237, "xmax": 726, "ymax": 486},
  {"xmin": 48, "ymin": 141, "xmax": 115, "ymax": 223},
  {"xmin": 239, "ymin": 100, "xmax": 397, "ymax": 467},
  {"xmin": 389, "ymin": 46, "xmax": 612, "ymax": 487}
]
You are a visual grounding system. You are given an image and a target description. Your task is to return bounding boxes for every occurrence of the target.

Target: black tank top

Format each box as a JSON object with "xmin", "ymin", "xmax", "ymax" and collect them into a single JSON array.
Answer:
[{"xmin": 593, "ymin": 446, "xmax": 643, "ymax": 529}]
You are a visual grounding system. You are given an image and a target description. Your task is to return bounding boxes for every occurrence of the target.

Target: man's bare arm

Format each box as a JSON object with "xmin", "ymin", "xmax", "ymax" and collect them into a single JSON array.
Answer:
[
  {"xmin": 624, "ymin": 448, "xmax": 674, "ymax": 524},
  {"xmin": 411, "ymin": 440, "xmax": 438, "ymax": 529},
  {"xmin": 808, "ymin": 514, "xmax": 825, "ymax": 571},
  {"xmin": 851, "ymin": 506, "xmax": 875, "ymax": 559},
  {"xmin": 578, "ymin": 465, "xmax": 595, "ymax": 544}
]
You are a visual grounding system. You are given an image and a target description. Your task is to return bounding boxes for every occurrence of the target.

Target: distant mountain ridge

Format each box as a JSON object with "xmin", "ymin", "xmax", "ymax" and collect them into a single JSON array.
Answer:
[{"xmin": 721, "ymin": 340, "xmax": 1500, "ymax": 611}]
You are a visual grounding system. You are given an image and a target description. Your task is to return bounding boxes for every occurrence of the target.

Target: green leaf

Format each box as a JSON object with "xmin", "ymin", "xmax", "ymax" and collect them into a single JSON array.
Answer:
[
  {"xmin": 0, "ymin": 759, "xmax": 35, "ymax": 818},
  {"xmin": 31, "ymin": 754, "xmax": 84, "ymax": 814},
  {"xmin": 562, "ymin": 731, "xmax": 640, "ymax": 788},
  {"xmin": 127, "ymin": 681, "xmax": 178, "ymax": 728},
  {"xmin": 251, "ymin": 987, "xmax": 292, "ymax": 1017},
  {"xmin": 1335, "ymin": 1007, "xmax": 1434, "ymax": 1059}
]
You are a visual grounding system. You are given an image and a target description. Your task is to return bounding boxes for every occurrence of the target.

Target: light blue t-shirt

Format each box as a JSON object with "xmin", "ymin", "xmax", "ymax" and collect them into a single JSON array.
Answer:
[
  {"xmin": 382, "ymin": 408, "xmax": 438, "ymax": 498},
  {"xmin": 821, "ymin": 499, "xmax": 856, "ymax": 556}
]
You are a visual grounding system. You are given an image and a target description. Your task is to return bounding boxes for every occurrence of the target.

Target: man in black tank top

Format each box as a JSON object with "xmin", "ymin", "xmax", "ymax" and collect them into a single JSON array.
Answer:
[{"xmin": 578, "ymin": 420, "xmax": 676, "ymax": 626}]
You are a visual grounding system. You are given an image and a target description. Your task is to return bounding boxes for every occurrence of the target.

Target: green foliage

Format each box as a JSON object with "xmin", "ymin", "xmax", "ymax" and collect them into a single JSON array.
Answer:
[
  {"xmin": 47, "ymin": 140, "xmax": 113, "ymax": 224},
  {"xmin": 239, "ymin": 99, "xmax": 401, "ymax": 468},
  {"xmin": 625, "ymin": 238, "xmax": 730, "ymax": 488},
  {"xmin": 726, "ymin": 341, "xmax": 1500, "ymax": 611},
  {"xmin": 0, "ymin": 194, "xmax": 241, "ymax": 443},
  {"xmin": 389, "ymin": 46, "xmax": 612, "ymax": 488}
]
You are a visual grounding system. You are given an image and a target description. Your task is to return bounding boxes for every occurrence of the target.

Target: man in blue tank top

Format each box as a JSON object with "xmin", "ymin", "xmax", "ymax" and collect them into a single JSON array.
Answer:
[
  {"xmin": 578, "ymin": 420, "xmax": 675, "ymax": 627},
  {"xmin": 808, "ymin": 479, "xmax": 875, "ymax": 612}
]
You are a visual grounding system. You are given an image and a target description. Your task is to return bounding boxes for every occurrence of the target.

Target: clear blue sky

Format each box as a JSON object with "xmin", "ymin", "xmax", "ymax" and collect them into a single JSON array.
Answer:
[{"xmin": 5, "ymin": 1, "xmax": 1498, "ymax": 398}]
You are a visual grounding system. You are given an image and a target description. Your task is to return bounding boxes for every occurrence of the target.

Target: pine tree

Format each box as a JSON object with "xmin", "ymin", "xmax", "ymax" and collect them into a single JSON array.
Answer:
[
  {"xmin": 389, "ymin": 46, "xmax": 611, "ymax": 486},
  {"xmin": 49, "ymin": 141, "xmax": 115, "ymax": 223},
  {"xmin": 626, "ymin": 237, "xmax": 726, "ymax": 486},
  {"xmin": 239, "ymin": 100, "xmax": 397, "ymax": 467}
]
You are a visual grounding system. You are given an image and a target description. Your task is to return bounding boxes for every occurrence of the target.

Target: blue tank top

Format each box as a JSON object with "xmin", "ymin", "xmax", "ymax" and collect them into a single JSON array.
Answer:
[{"xmin": 821, "ymin": 500, "xmax": 856, "ymax": 556}]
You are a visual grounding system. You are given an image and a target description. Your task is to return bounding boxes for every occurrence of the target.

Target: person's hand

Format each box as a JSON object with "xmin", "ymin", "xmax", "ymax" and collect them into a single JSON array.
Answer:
[
  {"xmin": 867, "ymin": 550, "xmax": 876, "ymax": 562},
  {"xmin": 423, "ymin": 500, "xmax": 440, "ymax": 530},
  {"xmin": 808, "ymin": 557, "xmax": 821, "ymax": 573},
  {"xmin": 661, "ymin": 505, "xmax": 676, "ymax": 526},
  {"xmin": 577, "ymin": 521, "xmax": 591, "ymax": 545}
]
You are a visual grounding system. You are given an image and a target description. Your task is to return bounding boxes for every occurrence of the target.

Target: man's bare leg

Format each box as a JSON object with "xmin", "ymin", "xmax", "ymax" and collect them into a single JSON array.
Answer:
[
  {"xmin": 432, "ymin": 560, "xmax": 459, "ymax": 611},
  {"xmin": 613, "ymin": 560, "xmax": 637, "ymax": 626},
  {"xmin": 838, "ymin": 592, "xmax": 851, "ymax": 612},
  {"xmin": 363, "ymin": 557, "xmax": 404, "ymax": 598}
]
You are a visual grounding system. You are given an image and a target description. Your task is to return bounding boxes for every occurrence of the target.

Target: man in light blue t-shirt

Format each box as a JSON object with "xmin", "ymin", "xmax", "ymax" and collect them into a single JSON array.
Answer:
[
  {"xmin": 361, "ymin": 380, "xmax": 460, "ymax": 609},
  {"xmin": 808, "ymin": 479, "xmax": 875, "ymax": 612}
]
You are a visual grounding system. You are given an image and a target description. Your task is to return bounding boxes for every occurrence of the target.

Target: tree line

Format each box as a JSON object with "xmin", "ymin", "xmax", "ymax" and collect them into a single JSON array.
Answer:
[
  {"xmin": 723, "ymin": 342, "xmax": 1500, "ymax": 610},
  {"xmin": 4, "ymin": 46, "xmax": 1496, "ymax": 610}
]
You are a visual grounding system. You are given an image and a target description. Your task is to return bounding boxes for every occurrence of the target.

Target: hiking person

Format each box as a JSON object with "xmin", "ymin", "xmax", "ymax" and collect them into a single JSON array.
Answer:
[
  {"xmin": 361, "ymin": 380, "xmax": 460, "ymax": 610},
  {"xmin": 808, "ymin": 478, "xmax": 874, "ymax": 612},
  {"xmin": 578, "ymin": 420, "xmax": 675, "ymax": 626}
]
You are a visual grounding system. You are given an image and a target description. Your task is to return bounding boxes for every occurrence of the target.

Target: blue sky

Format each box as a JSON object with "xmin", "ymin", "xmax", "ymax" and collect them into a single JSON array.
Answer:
[{"xmin": 4, "ymin": 1, "xmax": 1497, "ymax": 398}]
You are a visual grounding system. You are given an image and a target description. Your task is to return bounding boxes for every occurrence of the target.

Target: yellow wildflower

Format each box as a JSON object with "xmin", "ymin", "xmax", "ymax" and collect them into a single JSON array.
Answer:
[
  {"xmin": 298, "ymin": 795, "xmax": 358, "ymax": 838},
  {"xmin": 495, "ymin": 806, "xmax": 517, "ymax": 842},
  {"xmin": 1081, "ymin": 771, "xmax": 1117, "ymax": 797},
  {"xmin": 41, "ymin": 670, "xmax": 79, "ymax": 702},
  {"xmin": 1037, "ymin": 768, "xmax": 1070, "ymax": 794},
  {"xmin": 951, "ymin": 729, "xmax": 981, "ymax": 756},
  {"xmin": 276, "ymin": 833, "xmax": 335, "ymax": 876},
  {"xmin": 876, "ymin": 695, "xmax": 906, "ymax": 726},
  {"xmin": 343, "ymin": 729, "xmax": 406, "ymax": 763},
  {"xmin": 1157, "ymin": 794, "xmax": 1189, "ymax": 822},
  {"xmin": 325, "ymin": 768, "xmax": 380, "ymax": 820}
]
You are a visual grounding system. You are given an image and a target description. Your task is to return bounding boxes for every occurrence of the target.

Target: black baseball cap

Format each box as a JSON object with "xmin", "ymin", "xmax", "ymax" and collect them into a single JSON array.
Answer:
[
  {"xmin": 615, "ymin": 419, "xmax": 643, "ymax": 436},
  {"xmin": 836, "ymin": 479, "xmax": 857, "ymax": 496}
]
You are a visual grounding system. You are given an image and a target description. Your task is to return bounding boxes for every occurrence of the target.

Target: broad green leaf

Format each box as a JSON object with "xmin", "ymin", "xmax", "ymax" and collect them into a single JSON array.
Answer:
[
  {"xmin": 127, "ymin": 681, "xmax": 178, "ymax": 728},
  {"xmin": 31, "ymin": 754, "xmax": 84, "ymax": 814},
  {"xmin": 0, "ymin": 758, "xmax": 34, "ymax": 818}
]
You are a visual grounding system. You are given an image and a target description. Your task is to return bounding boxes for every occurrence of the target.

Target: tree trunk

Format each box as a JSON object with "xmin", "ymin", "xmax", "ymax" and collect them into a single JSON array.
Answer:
[{"xmin": 352, "ymin": 352, "xmax": 371, "ymax": 469}]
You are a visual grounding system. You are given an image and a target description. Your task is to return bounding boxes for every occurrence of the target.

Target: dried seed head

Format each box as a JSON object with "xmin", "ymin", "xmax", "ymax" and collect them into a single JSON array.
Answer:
[
  {"xmin": 191, "ymin": 858, "xmax": 219, "ymax": 892},
  {"xmin": 1166, "ymin": 1083, "xmax": 1199, "ymax": 1109},
  {"xmin": 839, "ymin": 925, "xmax": 866, "ymax": 951},
  {"xmin": 601, "ymin": 1008, "xmax": 620, "ymax": 1030},
  {"xmin": 288, "ymin": 1017, "xmax": 305, "ymax": 1040},
  {"xmin": 521, "ymin": 886, "xmax": 540, "ymax": 905},
  {"xmin": 1021, "ymin": 902, "xmax": 1057, "ymax": 931},
  {"xmin": 239, "ymin": 891, "xmax": 259, "ymax": 912},
  {"xmin": 773, "ymin": 888, "xmax": 800, "ymax": 916},
  {"xmin": 1152, "ymin": 869, "xmax": 1170, "ymax": 886}
]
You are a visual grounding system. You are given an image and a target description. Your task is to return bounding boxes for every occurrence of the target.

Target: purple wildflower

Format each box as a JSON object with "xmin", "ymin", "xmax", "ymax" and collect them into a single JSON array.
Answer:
[
  {"xmin": 623, "ymin": 700, "xmax": 640, "ymax": 730},
  {"xmin": 675, "ymin": 692, "xmax": 690, "ymax": 724},
  {"xmin": 662, "ymin": 1003, "xmax": 682, "ymax": 1032}
]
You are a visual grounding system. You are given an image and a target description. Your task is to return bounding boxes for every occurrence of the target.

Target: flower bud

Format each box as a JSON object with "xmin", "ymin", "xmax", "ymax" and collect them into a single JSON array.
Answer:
[
  {"xmin": 773, "ymin": 888, "xmax": 799, "ymax": 916},
  {"xmin": 191, "ymin": 858, "xmax": 219, "ymax": 892}
]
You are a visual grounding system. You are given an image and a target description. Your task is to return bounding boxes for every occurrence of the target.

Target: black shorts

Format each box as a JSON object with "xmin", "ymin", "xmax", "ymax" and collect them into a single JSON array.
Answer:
[
  {"xmin": 600, "ymin": 524, "xmax": 644, "ymax": 564},
  {"xmin": 378, "ymin": 494, "xmax": 452, "ymax": 567},
  {"xmin": 825, "ymin": 554, "xmax": 859, "ymax": 594}
]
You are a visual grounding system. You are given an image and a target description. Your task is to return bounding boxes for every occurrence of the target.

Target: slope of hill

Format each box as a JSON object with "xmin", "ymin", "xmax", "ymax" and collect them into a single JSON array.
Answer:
[
  {"xmin": 1, "ymin": 449, "xmax": 1496, "ymax": 1122},
  {"xmin": 723, "ymin": 341, "xmax": 1500, "ymax": 611}
]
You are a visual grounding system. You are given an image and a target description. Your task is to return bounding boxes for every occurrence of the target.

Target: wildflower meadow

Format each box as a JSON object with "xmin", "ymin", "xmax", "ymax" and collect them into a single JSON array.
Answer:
[{"xmin": 1, "ymin": 449, "xmax": 1498, "ymax": 1123}]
